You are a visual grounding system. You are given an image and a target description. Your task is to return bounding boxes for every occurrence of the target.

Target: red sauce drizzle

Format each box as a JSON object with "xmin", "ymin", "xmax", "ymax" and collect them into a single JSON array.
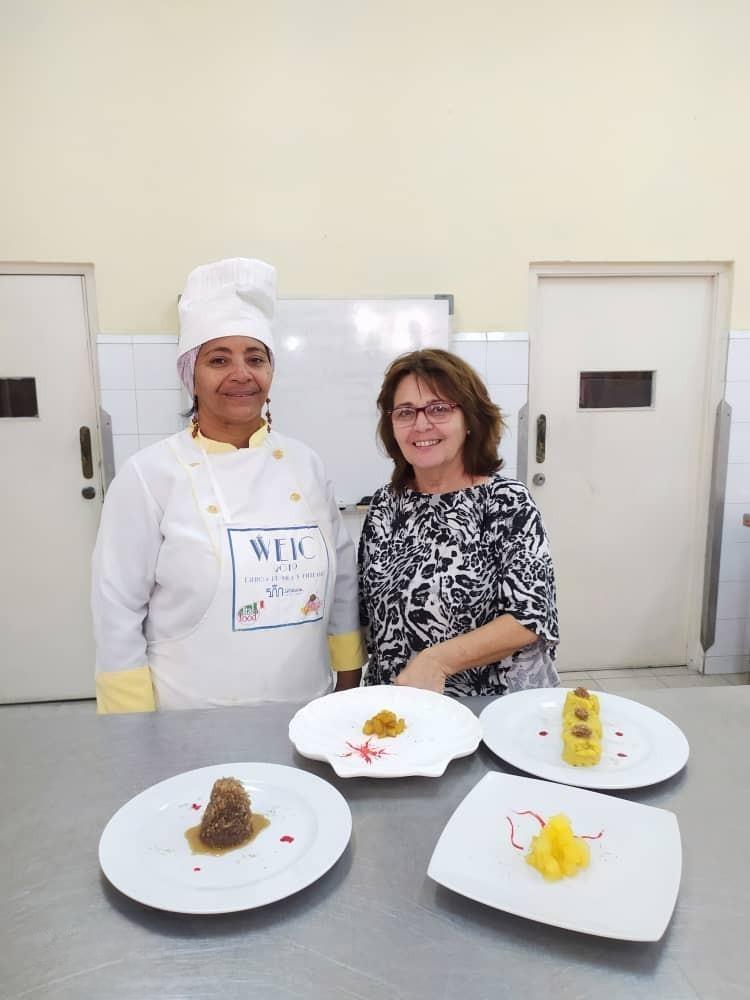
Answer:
[
  {"xmin": 193, "ymin": 866, "xmax": 201, "ymax": 872},
  {"xmin": 617, "ymin": 752, "xmax": 628, "ymax": 757},
  {"xmin": 514, "ymin": 809, "xmax": 546, "ymax": 828},
  {"xmin": 340, "ymin": 738, "xmax": 391, "ymax": 764},
  {"xmin": 506, "ymin": 810, "xmax": 604, "ymax": 849},
  {"xmin": 506, "ymin": 815, "xmax": 524, "ymax": 850},
  {"xmin": 538, "ymin": 730, "xmax": 548, "ymax": 736},
  {"xmin": 280, "ymin": 835, "xmax": 295, "ymax": 844},
  {"xmin": 615, "ymin": 731, "xmax": 624, "ymax": 737},
  {"xmin": 191, "ymin": 803, "xmax": 201, "ymax": 810}
]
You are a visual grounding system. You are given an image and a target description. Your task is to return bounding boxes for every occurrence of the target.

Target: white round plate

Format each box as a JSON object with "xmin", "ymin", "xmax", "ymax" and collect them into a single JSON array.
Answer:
[
  {"xmin": 98, "ymin": 762, "xmax": 351, "ymax": 914},
  {"xmin": 289, "ymin": 685, "xmax": 482, "ymax": 777},
  {"xmin": 480, "ymin": 688, "xmax": 689, "ymax": 789}
]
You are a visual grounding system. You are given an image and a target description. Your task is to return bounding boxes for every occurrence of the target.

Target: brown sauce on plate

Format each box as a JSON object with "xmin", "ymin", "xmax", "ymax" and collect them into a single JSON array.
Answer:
[{"xmin": 184, "ymin": 813, "xmax": 271, "ymax": 856}]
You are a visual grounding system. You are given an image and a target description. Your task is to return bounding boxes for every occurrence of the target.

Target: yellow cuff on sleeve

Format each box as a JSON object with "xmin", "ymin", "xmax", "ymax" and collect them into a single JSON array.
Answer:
[
  {"xmin": 96, "ymin": 666, "xmax": 156, "ymax": 714},
  {"xmin": 328, "ymin": 629, "xmax": 367, "ymax": 672}
]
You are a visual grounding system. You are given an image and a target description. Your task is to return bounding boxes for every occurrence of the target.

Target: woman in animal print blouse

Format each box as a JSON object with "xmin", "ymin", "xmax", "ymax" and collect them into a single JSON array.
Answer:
[{"xmin": 358, "ymin": 349, "xmax": 559, "ymax": 697}]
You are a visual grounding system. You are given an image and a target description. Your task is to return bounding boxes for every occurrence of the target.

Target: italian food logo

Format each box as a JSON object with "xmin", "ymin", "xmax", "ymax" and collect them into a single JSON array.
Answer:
[{"xmin": 237, "ymin": 600, "xmax": 264, "ymax": 624}]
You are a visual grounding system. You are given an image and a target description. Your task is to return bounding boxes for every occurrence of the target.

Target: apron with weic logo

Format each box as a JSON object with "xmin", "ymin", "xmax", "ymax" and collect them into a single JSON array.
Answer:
[
  {"xmin": 229, "ymin": 523, "xmax": 328, "ymax": 631},
  {"xmin": 148, "ymin": 431, "xmax": 335, "ymax": 709}
]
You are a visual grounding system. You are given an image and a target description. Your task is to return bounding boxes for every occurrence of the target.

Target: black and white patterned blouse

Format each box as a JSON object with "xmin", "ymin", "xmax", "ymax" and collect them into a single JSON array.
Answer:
[{"xmin": 358, "ymin": 474, "xmax": 560, "ymax": 697}]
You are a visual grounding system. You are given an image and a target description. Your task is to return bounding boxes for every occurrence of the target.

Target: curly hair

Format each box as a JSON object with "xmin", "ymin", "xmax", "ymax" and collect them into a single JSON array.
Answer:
[{"xmin": 376, "ymin": 349, "xmax": 506, "ymax": 492}]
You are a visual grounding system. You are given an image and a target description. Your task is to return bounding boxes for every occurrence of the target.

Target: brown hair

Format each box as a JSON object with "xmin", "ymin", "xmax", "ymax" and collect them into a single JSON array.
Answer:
[{"xmin": 376, "ymin": 349, "xmax": 506, "ymax": 492}]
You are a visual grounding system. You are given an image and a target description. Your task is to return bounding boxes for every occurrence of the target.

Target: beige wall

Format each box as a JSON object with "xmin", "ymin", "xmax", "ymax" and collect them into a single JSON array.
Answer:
[{"xmin": 2, "ymin": 0, "xmax": 749, "ymax": 332}]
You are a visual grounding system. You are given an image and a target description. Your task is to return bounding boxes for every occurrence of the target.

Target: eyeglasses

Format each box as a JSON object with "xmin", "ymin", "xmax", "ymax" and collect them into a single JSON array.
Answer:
[{"xmin": 388, "ymin": 401, "xmax": 460, "ymax": 426}]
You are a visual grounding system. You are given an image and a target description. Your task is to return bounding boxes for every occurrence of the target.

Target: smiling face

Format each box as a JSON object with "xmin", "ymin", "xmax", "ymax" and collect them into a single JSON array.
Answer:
[
  {"xmin": 193, "ymin": 335, "xmax": 273, "ymax": 441},
  {"xmin": 391, "ymin": 373, "xmax": 468, "ymax": 490}
]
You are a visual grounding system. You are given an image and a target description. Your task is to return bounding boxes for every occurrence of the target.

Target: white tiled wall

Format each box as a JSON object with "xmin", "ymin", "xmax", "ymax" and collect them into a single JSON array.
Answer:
[
  {"xmin": 706, "ymin": 331, "xmax": 750, "ymax": 674},
  {"xmin": 453, "ymin": 331, "xmax": 528, "ymax": 479},
  {"xmin": 98, "ymin": 335, "xmax": 189, "ymax": 469},
  {"xmin": 97, "ymin": 329, "xmax": 749, "ymax": 671}
]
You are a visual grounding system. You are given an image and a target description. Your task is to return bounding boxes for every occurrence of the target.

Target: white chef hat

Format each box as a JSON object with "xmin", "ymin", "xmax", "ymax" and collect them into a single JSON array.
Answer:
[{"xmin": 177, "ymin": 257, "xmax": 277, "ymax": 395}]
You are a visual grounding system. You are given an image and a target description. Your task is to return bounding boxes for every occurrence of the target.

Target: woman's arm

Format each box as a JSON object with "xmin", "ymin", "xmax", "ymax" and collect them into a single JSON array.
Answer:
[
  {"xmin": 395, "ymin": 614, "xmax": 537, "ymax": 693},
  {"xmin": 321, "ymin": 474, "xmax": 367, "ymax": 688},
  {"xmin": 91, "ymin": 459, "xmax": 162, "ymax": 713},
  {"xmin": 397, "ymin": 482, "xmax": 558, "ymax": 695},
  {"xmin": 334, "ymin": 667, "xmax": 363, "ymax": 690}
]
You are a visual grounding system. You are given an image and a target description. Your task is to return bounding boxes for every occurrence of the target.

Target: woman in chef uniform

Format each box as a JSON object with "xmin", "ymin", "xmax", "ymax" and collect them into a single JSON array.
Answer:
[{"xmin": 92, "ymin": 257, "xmax": 365, "ymax": 712}]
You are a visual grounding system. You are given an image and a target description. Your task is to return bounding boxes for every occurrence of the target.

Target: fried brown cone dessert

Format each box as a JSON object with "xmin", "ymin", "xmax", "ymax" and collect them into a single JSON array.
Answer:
[{"xmin": 199, "ymin": 777, "xmax": 253, "ymax": 848}]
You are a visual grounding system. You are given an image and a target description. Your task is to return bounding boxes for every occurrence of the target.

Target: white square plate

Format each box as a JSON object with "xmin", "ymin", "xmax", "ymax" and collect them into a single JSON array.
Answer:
[
  {"xmin": 288, "ymin": 685, "xmax": 482, "ymax": 777},
  {"xmin": 428, "ymin": 771, "xmax": 681, "ymax": 941}
]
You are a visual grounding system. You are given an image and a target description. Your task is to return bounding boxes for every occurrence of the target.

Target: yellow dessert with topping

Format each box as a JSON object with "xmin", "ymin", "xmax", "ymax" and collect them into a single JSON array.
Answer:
[
  {"xmin": 563, "ymin": 686, "xmax": 600, "ymax": 718},
  {"xmin": 525, "ymin": 813, "xmax": 590, "ymax": 880},
  {"xmin": 563, "ymin": 702, "xmax": 603, "ymax": 739},
  {"xmin": 562, "ymin": 686, "xmax": 602, "ymax": 766}
]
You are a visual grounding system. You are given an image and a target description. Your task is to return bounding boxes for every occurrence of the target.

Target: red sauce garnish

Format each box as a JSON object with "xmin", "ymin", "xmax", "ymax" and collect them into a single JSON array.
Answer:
[
  {"xmin": 506, "ymin": 810, "xmax": 604, "ymax": 849},
  {"xmin": 617, "ymin": 752, "xmax": 628, "ymax": 758},
  {"xmin": 515, "ymin": 809, "xmax": 546, "ymax": 827},
  {"xmin": 538, "ymin": 730, "xmax": 548, "ymax": 736},
  {"xmin": 280, "ymin": 835, "xmax": 295, "ymax": 843},
  {"xmin": 506, "ymin": 815, "xmax": 524, "ymax": 850},
  {"xmin": 191, "ymin": 803, "xmax": 201, "ymax": 810},
  {"xmin": 615, "ymin": 731, "xmax": 624, "ymax": 737},
  {"xmin": 193, "ymin": 866, "xmax": 201, "ymax": 872},
  {"xmin": 340, "ymin": 738, "xmax": 391, "ymax": 764}
]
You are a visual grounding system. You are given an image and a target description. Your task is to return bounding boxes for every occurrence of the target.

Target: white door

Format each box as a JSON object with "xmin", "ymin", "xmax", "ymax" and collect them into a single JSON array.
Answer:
[
  {"xmin": 528, "ymin": 267, "xmax": 726, "ymax": 671},
  {"xmin": 0, "ymin": 270, "xmax": 102, "ymax": 702}
]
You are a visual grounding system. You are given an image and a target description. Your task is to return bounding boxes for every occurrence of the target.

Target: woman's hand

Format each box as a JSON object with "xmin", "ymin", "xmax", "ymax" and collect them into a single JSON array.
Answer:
[
  {"xmin": 334, "ymin": 668, "xmax": 362, "ymax": 691},
  {"xmin": 395, "ymin": 648, "xmax": 451, "ymax": 693},
  {"xmin": 393, "ymin": 616, "xmax": 538, "ymax": 694}
]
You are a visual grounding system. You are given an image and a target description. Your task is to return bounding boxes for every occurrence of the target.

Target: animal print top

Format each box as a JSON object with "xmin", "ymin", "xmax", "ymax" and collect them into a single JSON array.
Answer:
[{"xmin": 358, "ymin": 475, "xmax": 560, "ymax": 697}]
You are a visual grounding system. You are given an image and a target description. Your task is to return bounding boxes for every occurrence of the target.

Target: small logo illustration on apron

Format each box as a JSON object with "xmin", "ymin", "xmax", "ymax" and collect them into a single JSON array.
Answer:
[
  {"xmin": 300, "ymin": 593, "xmax": 322, "ymax": 616},
  {"xmin": 237, "ymin": 600, "xmax": 265, "ymax": 625}
]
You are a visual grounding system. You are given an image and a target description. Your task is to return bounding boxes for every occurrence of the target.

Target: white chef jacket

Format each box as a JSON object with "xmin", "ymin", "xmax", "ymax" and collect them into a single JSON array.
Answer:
[{"xmin": 92, "ymin": 424, "xmax": 364, "ymax": 712}]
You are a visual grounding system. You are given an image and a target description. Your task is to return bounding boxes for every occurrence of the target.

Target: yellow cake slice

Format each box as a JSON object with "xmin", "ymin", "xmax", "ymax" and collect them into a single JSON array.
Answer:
[
  {"xmin": 562, "ymin": 722, "xmax": 602, "ymax": 766},
  {"xmin": 562, "ymin": 702, "xmax": 602, "ymax": 739},
  {"xmin": 563, "ymin": 686, "xmax": 600, "ymax": 718},
  {"xmin": 561, "ymin": 686, "xmax": 602, "ymax": 766}
]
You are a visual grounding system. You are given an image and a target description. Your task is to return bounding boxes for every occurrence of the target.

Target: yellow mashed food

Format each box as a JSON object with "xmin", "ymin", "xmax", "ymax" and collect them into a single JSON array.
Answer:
[
  {"xmin": 562, "ymin": 686, "xmax": 602, "ymax": 766},
  {"xmin": 362, "ymin": 709, "xmax": 407, "ymax": 738},
  {"xmin": 525, "ymin": 813, "xmax": 590, "ymax": 881}
]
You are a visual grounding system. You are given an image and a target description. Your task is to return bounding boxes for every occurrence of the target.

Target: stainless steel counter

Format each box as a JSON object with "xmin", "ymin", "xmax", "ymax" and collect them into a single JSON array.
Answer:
[{"xmin": 2, "ymin": 687, "xmax": 748, "ymax": 1000}]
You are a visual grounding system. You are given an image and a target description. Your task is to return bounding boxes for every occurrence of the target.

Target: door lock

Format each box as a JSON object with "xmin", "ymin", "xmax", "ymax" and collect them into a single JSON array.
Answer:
[
  {"xmin": 81, "ymin": 486, "xmax": 96, "ymax": 500},
  {"xmin": 532, "ymin": 473, "xmax": 546, "ymax": 486}
]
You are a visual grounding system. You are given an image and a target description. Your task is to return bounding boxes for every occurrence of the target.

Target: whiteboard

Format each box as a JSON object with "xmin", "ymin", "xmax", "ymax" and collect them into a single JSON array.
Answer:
[{"xmin": 271, "ymin": 299, "xmax": 451, "ymax": 506}]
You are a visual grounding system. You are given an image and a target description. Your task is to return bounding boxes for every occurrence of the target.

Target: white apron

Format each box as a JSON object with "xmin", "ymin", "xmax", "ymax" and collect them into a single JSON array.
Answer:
[{"xmin": 148, "ymin": 432, "xmax": 336, "ymax": 709}]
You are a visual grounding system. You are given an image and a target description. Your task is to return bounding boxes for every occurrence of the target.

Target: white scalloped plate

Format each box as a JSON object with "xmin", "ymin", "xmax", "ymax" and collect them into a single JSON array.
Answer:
[
  {"xmin": 289, "ymin": 686, "xmax": 482, "ymax": 777},
  {"xmin": 480, "ymin": 688, "xmax": 689, "ymax": 790}
]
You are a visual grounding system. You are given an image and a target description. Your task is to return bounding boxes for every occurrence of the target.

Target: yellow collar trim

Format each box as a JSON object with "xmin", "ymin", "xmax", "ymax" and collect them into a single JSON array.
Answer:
[{"xmin": 196, "ymin": 422, "xmax": 268, "ymax": 454}]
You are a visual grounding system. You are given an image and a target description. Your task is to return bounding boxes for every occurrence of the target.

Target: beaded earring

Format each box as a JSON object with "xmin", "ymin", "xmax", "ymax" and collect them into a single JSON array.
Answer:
[
  {"xmin": 265, "ymin": 397, "xmax": 272, "ymax": 430},
  {"xmin": 191, "ymin": 397, "xmax": 199, "ymax": 438}
]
